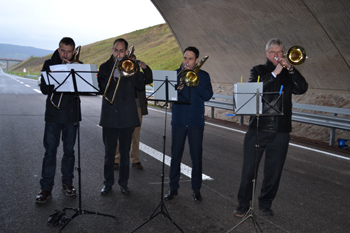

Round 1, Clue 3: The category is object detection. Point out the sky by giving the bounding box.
[0,0,165,51]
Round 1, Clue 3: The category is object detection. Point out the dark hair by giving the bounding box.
[59,37,75,48]
[184,46,199,59]
[113,38,128,50]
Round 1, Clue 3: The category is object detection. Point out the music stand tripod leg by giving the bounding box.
[132,78,184,233]
[57,70,116,232]
[231,92,263,232]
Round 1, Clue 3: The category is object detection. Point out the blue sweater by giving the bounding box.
[171,68,213,127]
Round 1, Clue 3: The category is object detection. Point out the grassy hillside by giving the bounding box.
[9,24,183,76]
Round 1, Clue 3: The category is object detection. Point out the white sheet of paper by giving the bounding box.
[234,82,263,115]
[152,70,178,101]
[47,64,98,92]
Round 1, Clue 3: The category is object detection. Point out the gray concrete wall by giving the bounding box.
[151,0,350,96]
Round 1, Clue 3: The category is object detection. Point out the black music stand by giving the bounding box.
[229,83,283,233]
[46,67,116,231]
[131,73,189,233]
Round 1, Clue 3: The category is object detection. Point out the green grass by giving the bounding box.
[8,24,183,77]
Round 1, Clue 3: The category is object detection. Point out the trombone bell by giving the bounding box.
[178,55,209,89]
[118,59,137,77]
[181,70,199,87]
[286,46,307,65]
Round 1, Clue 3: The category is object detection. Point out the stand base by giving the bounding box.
[59,207,116,232]
[230,207,263,233]
[132,201,183,233]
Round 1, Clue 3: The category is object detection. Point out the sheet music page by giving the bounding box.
[234,82,263,115]
[66,64,98,92]
[49,64,74,92]
[48,64,98,92]
[40,71,50,85]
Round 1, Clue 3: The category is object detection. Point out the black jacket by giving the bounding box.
[98,55,145,128]
[137,65,153,115]
[248,59,308,133]
[40,50,81,124]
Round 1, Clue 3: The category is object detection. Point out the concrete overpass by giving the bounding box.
[151,0,350,107]
[0,58,24,71]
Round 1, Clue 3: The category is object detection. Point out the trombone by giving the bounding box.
[103,46,138,104]
[274,45,307,70]
[177,55,209,89]
[50,45,81,109]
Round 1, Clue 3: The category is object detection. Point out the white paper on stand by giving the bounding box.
[45,64,98,93]
[233,82,263,115]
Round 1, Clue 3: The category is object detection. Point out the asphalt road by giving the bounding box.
[1,70,349,233]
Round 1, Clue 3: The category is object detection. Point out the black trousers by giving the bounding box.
[102,127,134,188]
[169,126,204,191]
[237,129,290,209]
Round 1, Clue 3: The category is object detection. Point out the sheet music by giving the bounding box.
[234,82,263,115]
[152,70,178,101]
[44,64,98,93]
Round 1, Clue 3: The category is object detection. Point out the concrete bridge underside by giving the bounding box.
[151,0,350,106]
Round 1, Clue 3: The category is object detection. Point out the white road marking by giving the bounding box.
[139,142,214,180]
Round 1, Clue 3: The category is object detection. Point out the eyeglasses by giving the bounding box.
[268,51,283,55]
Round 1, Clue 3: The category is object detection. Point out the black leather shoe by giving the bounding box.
[36,190,52,204]
[164,189,178,201]
[192,190,202,202]
[259,206,274,216]
[233,205,249,218]
[120,186,130,195]
[101,185,112,195]
[62,184,76,197]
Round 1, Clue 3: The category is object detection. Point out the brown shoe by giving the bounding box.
[36,190,52,204]
[62,184,77,197]
[132,162,143,170]
[114,163,119,170]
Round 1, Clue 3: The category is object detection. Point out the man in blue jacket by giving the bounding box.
[164,46,213,202]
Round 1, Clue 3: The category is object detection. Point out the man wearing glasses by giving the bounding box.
[233,38,308,217]
[97,38,145,195]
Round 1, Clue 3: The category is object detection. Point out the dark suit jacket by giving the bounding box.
[98,55,145,128]
[137,65,153,115]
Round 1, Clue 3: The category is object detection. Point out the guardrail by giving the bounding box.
[24,74,40,79]
[145,91,350,146]
[205,94,350,146]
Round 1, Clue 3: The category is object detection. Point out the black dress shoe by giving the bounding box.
[120,186,130,195]
[164,189,178,201]
[62,184,76,197]
[192,190,202,202]
[36,190,52,204]
[101,185,112,195]
[259,206,274,216]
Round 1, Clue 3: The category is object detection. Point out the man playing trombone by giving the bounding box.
[36,37,81,204]
[98,38,145,195]
[164,46,213,203]
[114,54,153,170]
[233,38,308,217]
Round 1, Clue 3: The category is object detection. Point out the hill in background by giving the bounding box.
[9,24,183,75]
[0,44,53,60]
